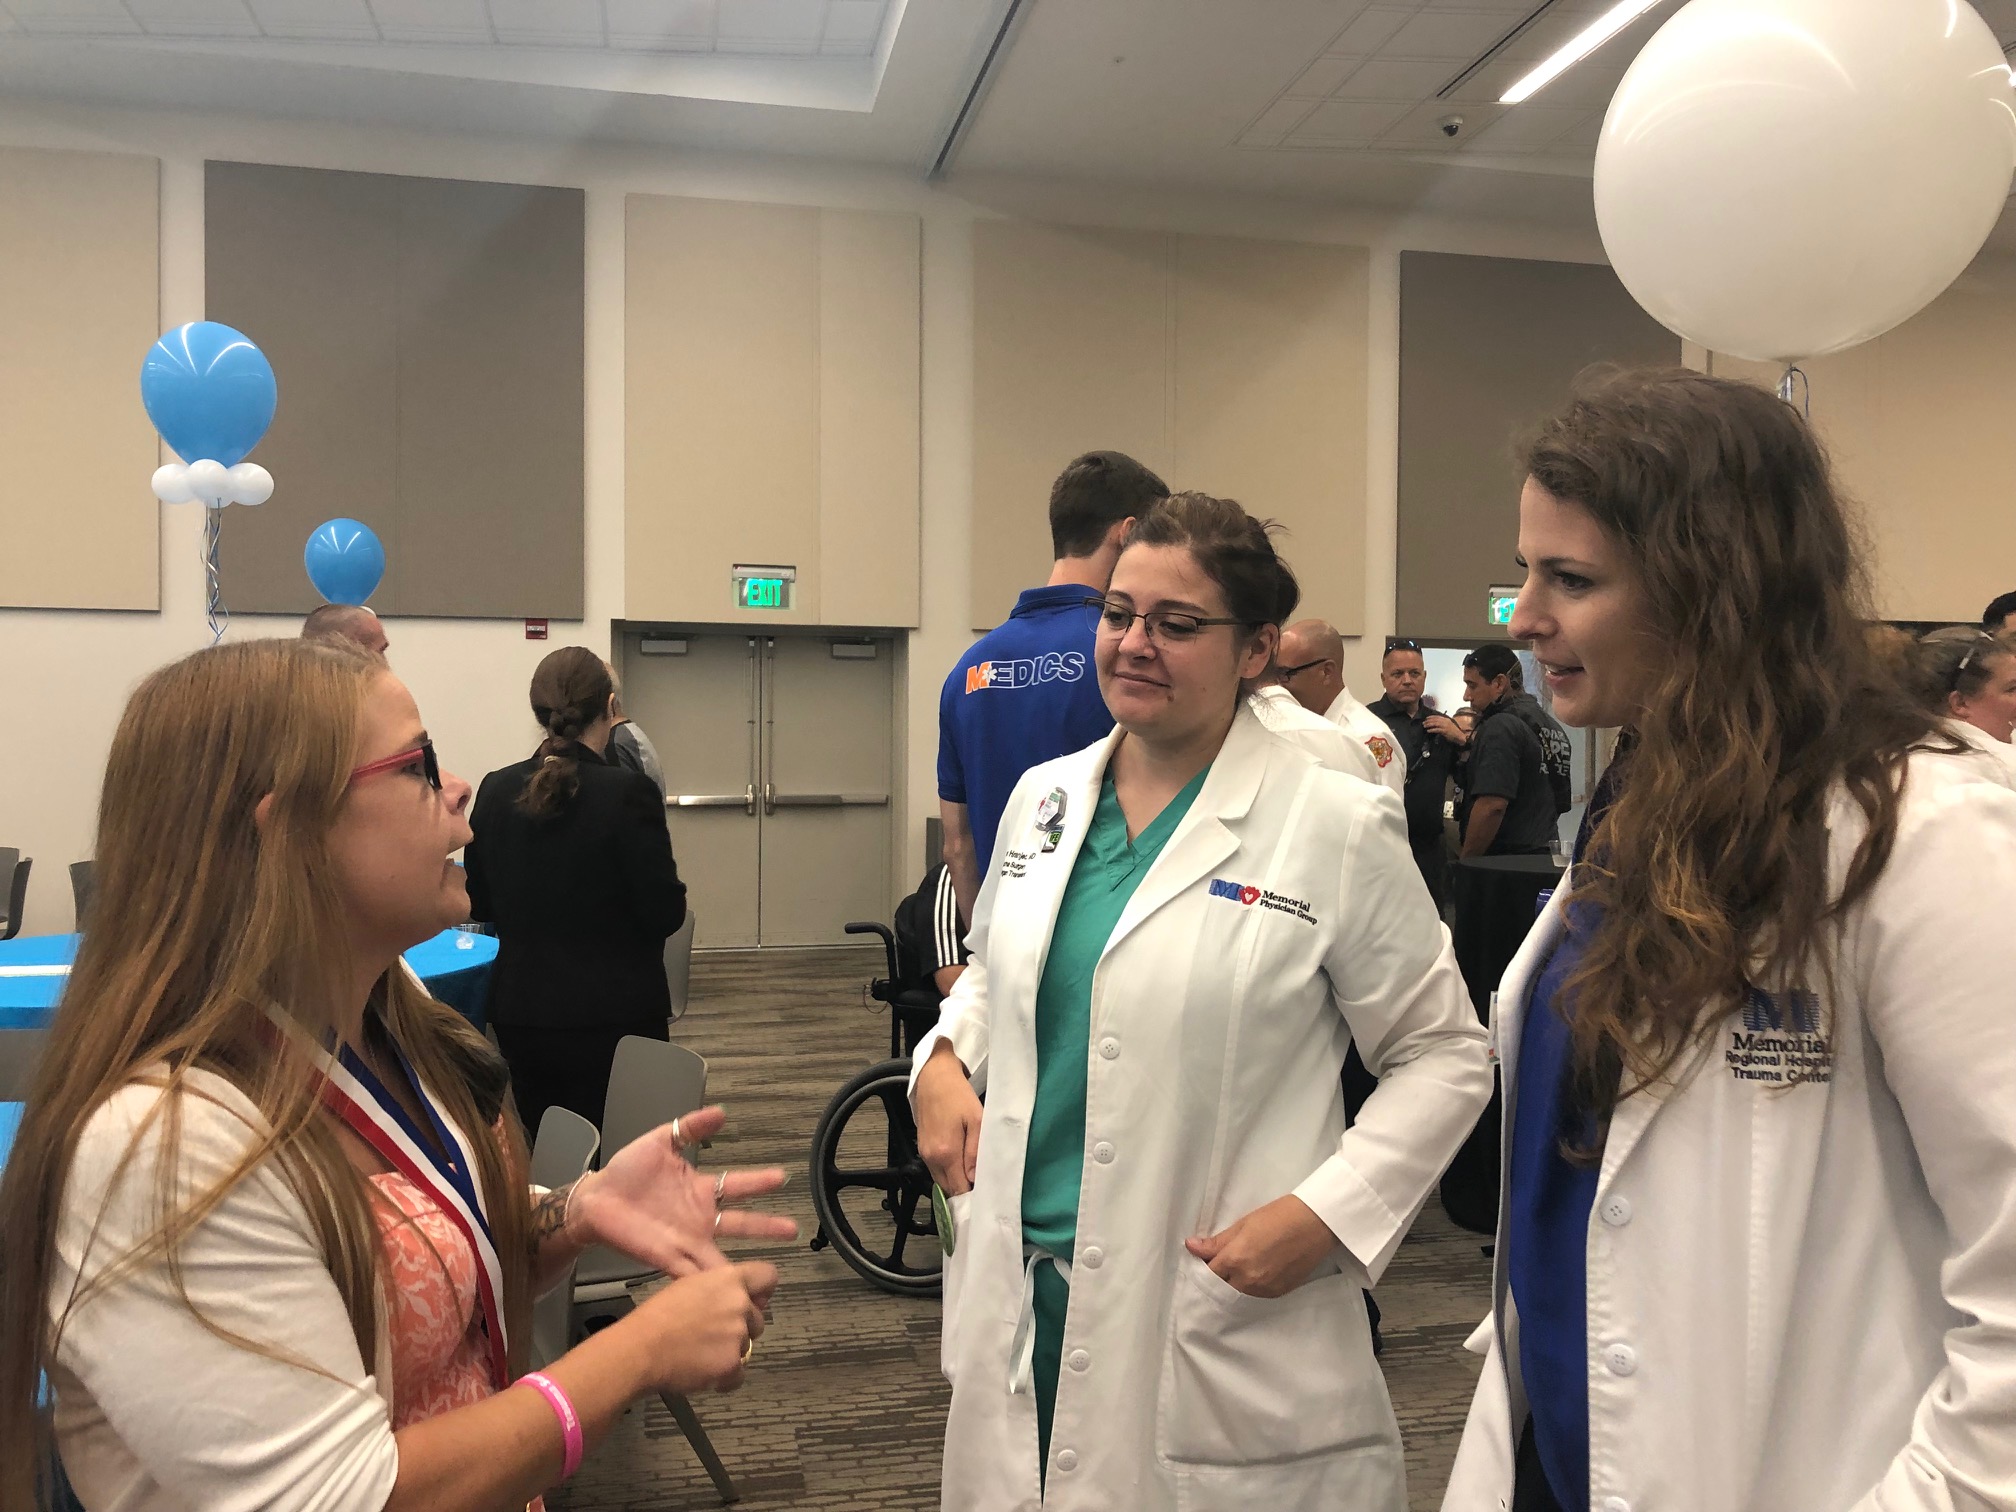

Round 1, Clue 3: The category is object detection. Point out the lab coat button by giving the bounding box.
[1600,1196,1632,1227]
[1079,1246,1104,1269]
[1098,1037,1120,1060]
[1092,1142,1115,1164]
[1600,1499,1631,1512]
[1604,1342,1638,1377]
[1055,1450,1078,1473]
[1068,1349,1090,1372]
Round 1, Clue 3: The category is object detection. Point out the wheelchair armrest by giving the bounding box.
[844,920,901,982]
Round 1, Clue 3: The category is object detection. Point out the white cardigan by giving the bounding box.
[49,1071,402,1512]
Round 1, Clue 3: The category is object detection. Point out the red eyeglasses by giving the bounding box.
[348,738,441,791]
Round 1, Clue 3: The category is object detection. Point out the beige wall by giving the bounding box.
[0,98,1615,936]
[0,147,159,611]
[1708,252,2016,624]
[624,195,921,628]
[969,221,1369,634]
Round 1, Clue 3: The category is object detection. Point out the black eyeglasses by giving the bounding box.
[1276,658,1331,680]
[1083,596,1246,645]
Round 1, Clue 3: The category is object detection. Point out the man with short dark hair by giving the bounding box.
[300,603,388,658]
[1984,590,2016,632]
[1368,641,1457,904]
[1455,644,1557,858]
[938,451,1169,924]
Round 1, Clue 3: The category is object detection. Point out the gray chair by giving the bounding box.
[68,861,94,933]
[572,1036,737,1504]
[529,1106,600,1371]
[0,851,28,941]
[664,910,697,1025]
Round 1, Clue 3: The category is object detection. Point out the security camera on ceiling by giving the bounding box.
[1439,114,1465,138]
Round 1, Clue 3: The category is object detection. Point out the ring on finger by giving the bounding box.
[714,1211,724,1235]
[740,1336,755,1363]
[713,1172,727,1202]
[669,1116,685,1150]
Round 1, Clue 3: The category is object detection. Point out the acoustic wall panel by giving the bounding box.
[0,147,160,611]
[1173,235,1368,637]
[1710,254,2016,623]
[206,162,584,619]
[1396,252,1678,641]
[969,223,1173,629]
[624,195,922,628]
[969,221,1370,633]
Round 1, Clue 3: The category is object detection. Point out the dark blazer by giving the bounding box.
[465,742,687,1032]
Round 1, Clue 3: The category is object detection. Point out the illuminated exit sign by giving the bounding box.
[1487,586,1519,627]
[732,564,796,611]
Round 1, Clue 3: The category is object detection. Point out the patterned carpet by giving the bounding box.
[550,946,1492,1512]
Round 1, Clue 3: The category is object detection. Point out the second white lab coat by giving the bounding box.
[1246,685,1382,785]
[1324,686,1407,799]
[1443,744,2016,1512]
[913,704,1490,1512]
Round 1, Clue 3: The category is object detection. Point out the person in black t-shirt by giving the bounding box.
[1457,645,1559,857]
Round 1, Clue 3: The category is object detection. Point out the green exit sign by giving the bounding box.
[732,564,795,611]
[1487,586,1519,626]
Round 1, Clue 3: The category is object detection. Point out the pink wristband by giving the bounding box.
[516,1371,583,1481]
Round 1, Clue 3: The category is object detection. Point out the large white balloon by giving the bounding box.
[226,462,274,506]
[1595,0,2016,363]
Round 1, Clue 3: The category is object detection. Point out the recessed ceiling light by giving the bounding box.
[1499,0,1663,104]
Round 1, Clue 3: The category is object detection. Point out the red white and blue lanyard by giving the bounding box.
[287,1018,511,1390]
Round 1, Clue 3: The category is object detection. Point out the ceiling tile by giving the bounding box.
[1549,111,1607,153]
[1285,55,1359,99]
[716,0,822,41]
[719,33,817,52]
[489,0,601,45]
[1241,96,1319,145]
[1374,97,1509,150]
[822,0,882,43]
[368,0,489,41]
[1382,9,1521,59]
[819,35,874,55]
[5,0,141,31]
[1289,98,1414,145]
[246,0,378,39]
[1466,103,1589,148]
[1334,54,1457,99]
[124,0,261,35]
[1327,6,1412,56]
[606,0,714,44]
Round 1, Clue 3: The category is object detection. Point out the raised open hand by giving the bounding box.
[572,1105,799,1276]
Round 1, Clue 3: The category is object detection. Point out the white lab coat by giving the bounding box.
[1949,716,2016,785]
[1246,685,1382,785]
[913,704,1490,1512]
[1443,745,2016,1512]
[1324,687,1407,799]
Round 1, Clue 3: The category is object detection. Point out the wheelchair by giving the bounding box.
[808,920,947,1296]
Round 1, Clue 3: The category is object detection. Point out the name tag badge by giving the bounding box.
[1035,787,1067,852]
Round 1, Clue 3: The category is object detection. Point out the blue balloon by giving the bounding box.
[304,518,386,606]
[140,322,277,468]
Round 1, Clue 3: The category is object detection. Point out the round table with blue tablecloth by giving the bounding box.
[0,927,496,1032]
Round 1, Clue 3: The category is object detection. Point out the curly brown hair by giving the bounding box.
[1527,369,1946,1136]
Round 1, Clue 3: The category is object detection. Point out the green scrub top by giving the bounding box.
[1020,763,1212,1256]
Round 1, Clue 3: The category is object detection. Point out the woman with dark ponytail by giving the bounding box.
[467,647,687,1133]
[912,492,1489,1512]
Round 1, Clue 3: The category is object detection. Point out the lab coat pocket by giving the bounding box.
[1159,1257,1385,1469]
[938,1190,974,1384]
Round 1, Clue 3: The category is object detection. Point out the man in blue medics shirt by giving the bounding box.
[937,451,1168,926]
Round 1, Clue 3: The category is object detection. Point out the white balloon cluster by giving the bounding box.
[152,459,275,508]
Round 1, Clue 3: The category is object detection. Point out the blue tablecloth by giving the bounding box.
[0,1101,21,1170]
[0,930,497,1031]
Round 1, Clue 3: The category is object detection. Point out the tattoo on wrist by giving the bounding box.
[532,1178,579,1252]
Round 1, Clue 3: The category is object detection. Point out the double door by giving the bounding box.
[619,630,894,948]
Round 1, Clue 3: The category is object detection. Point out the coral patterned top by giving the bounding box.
[370,1172,546,1512]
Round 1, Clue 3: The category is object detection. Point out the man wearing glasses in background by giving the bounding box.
[1368,640,1457,908]
[1275,619,1406,801]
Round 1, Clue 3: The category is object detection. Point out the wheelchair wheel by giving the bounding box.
[809,1058,943,1297]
